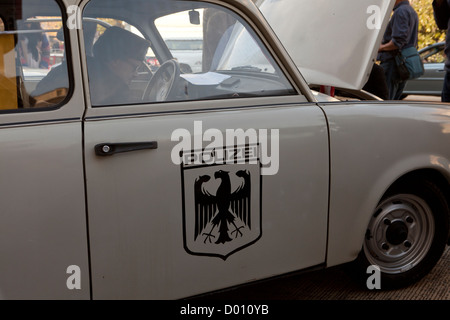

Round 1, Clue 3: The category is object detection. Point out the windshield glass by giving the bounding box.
[214,23,275,73]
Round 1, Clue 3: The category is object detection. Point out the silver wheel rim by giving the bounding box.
[364,194,435,274]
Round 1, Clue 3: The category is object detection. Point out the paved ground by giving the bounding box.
[196,245,449,300]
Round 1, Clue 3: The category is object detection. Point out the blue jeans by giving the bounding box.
[442,71,450,102]
[380,60,407,100]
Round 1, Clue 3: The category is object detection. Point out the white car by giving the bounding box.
[0,0,448,300]
[164,38,203,73]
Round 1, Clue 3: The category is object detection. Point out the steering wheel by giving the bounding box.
[142,59,180,102]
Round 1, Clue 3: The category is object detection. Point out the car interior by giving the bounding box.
[0,0,382,114]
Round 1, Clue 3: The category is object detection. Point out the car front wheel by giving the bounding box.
[353,179,449,289]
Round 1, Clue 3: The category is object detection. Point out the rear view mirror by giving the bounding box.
[189,10,200,25]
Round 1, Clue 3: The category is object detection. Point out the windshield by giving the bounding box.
[214,23,275,74]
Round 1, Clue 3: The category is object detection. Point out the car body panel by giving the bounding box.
[77,0,331,299]
[321,100,450,266]
[84,99,329,299]
[404,63,446,96]
[0,21,90,298]
[0,122,90,299]
[256,0,395,90]
[0,0,449,300]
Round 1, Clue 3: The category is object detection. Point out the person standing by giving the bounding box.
[432,0,450,102]
[377,0,419,100]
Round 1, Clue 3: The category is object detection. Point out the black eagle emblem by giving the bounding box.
[194,170,251,244]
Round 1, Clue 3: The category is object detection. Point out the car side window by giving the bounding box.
[83,0,295,107]
[0,0,70,112]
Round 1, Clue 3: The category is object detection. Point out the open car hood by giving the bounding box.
[257,0,395,90]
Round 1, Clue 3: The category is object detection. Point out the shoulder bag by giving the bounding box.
[395,46,425,81]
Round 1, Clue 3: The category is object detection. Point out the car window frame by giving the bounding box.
[0,0,86,127]
[79,0,310,116]
[0,0,76,115]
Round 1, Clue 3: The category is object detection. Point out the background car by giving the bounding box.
[403,42,446,98]
[154,11,203,73]
[164,37,203,73]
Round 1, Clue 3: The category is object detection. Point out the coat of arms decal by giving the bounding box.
[181,144,262,260]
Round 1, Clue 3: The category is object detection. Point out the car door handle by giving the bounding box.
[95,141,158,156]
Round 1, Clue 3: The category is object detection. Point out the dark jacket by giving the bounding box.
[378,1,419,62]
[433,0,450,70]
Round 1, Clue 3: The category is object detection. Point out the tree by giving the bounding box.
[410,0,446,48]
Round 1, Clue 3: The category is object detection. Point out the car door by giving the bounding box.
[0,0,89,299]
[81,0,329,299]
[404,44,446,96]
[415,63,446,96]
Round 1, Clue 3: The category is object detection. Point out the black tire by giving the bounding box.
[351,178,449,289]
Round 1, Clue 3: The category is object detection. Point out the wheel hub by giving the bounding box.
[363,194,435,274]
[386,220,408,245]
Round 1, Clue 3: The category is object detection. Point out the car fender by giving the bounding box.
[321,101,450,267]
